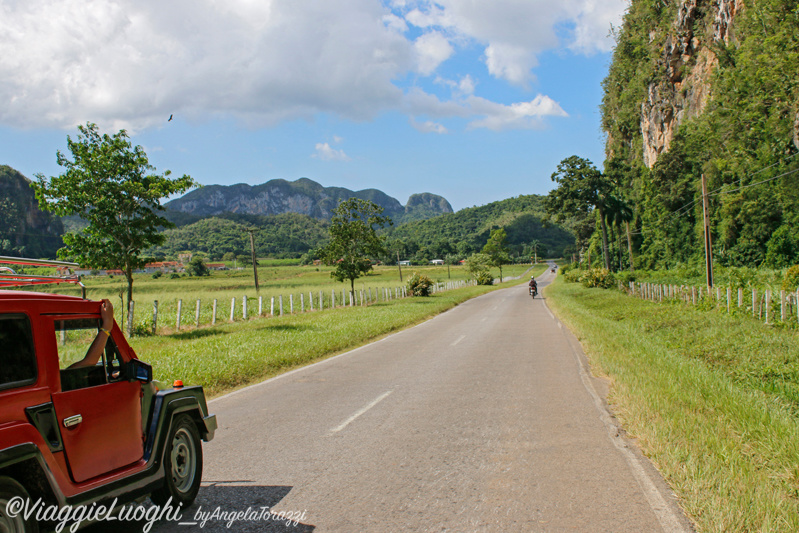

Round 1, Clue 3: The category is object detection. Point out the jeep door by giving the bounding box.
[48,317,144,483]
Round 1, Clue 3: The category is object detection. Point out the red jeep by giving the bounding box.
[0,259,216,532]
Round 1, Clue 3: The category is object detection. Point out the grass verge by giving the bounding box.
[546,277,799,532]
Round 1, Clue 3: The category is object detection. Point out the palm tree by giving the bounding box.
[601,194,635,272]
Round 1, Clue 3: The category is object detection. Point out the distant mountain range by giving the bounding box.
[165,177,453,225]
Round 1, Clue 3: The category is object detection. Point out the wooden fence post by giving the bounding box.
[177,299,182,330]
[243,295,248,320]
[212,299,217,325]
[309,291,314,311]
[752,289,757,317]
[230,297,236,322]
[259,296,263,316]
[738,288,743,308]
[271,297,275,317]
[290,294,294,314]
[279,295,284,316]
[727,287,731,314]
[765,290,770,324]
[301,293,305,313]
[781,290,786,322]
[152,300,158,335]
[319,291,323,311]
[196,299,201,326]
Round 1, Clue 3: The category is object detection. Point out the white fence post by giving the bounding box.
[176,299,182,330]
[212,299,217,325]
[243,295,248,320]
[259,296,263,316]
[279,295,284,316]
[301,293,305,313]
[196,299,201,326]
[271,297,275,317]
[290,294,294,314]
[152,300,158,335]
[230,297,236,322]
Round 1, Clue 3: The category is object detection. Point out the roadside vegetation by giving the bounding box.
[546,275,799,531]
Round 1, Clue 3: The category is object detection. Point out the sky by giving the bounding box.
[0,0,629,212]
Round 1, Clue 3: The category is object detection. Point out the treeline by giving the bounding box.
[151,213,330,259]
[384,195,573,263]
[151,194,573,263]
[599,0,799,270]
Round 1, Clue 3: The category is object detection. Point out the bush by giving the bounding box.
[407,272,434,296]
[170,273,180,279]
[564,268,584,283]
[475,271,494,286]
[616,270,636,286]
[783,265,799,292]
[580,268,615,289]
[152,270,163,279]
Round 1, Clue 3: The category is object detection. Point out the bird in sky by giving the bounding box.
[168,114,173,122]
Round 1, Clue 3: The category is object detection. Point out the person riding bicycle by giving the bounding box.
[528,276,537,295]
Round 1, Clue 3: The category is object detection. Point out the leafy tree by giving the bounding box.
[464,252,493,285]
[33,123,194,311]
[319,198,392,294]
[481,228,510,282]
[186,256,210,277]
[545,156,614,270]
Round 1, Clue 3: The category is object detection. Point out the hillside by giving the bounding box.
[386,195,574,261]
[601,0,799,269]
[165,177,453,225]
[0,165,63,258]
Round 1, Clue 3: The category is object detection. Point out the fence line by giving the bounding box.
[623,281,799,327]
[125,278,476,337]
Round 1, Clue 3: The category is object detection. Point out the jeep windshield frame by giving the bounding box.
[0,256,86,297]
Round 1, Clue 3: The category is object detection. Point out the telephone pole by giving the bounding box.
[701,173,714,289]
[397,250,403,282]
[248,229,259,293]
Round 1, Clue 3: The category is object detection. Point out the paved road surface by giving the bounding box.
[102,265,692,532]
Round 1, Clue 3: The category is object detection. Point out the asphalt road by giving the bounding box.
[103,265,692,532]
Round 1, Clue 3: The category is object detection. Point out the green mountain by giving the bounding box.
[165,177,453,225]
[601,0,799,269]
[0,165,63,258]
[386,195,574,261]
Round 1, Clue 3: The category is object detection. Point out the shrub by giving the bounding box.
[407,272,434,296]
[615,270,636,286]
[475,271,494,286]
[152,270,163,279]
[783,265,799,292]
[564,268,584,283]
[170,273,180,279]
[580,268,615,289]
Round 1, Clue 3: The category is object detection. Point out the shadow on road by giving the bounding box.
[78,483,315,533]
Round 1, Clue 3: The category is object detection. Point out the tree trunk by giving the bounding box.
[597,207,611,270]
[625,220,634,272]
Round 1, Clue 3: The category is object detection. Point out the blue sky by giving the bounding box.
[0,0,628,212]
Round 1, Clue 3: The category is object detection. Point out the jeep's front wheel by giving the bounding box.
[0,476,39,533]
[151,414,203,507]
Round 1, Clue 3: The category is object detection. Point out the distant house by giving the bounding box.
[431,259,444,265]
[398,260,411,266]
[143,261,182,274]
[206,263,227,271]
[178,253,192,264]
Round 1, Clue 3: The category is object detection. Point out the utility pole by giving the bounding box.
[397,250,403,282]
[701,173,714,289]
[248,229,259,293]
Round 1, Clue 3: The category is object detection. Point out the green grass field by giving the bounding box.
[546,277,799,532]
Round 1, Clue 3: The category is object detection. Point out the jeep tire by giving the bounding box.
[0,476,39,533]
[151,414,203,507]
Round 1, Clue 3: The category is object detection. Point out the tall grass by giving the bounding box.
[546,278,799,531]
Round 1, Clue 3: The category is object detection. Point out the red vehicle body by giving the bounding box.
[0,289,216,532]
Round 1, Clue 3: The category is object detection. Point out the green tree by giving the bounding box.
[481,228,510,282]
[319,198,392,294]
[186,256,210,277]
[545,156,614,270]
[33,123,195,311]
[464,252,493,285]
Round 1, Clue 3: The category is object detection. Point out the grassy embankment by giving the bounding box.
[545,277,799,532]
[88,263,543,397]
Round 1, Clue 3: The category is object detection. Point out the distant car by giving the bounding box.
[0,287,216,532]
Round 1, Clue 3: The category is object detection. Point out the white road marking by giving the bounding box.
[331,390,393,433]
[451,335,466,346]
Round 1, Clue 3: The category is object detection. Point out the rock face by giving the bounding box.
[166,178,453,222]
[0,165,63,257]
[640,0,743,167]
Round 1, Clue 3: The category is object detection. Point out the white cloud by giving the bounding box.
[466,95,568,131]
[410,118,448,134]
[398,0,628,85]
[0,0,625,131]
[313,142,350,161]
[414,31,453,75]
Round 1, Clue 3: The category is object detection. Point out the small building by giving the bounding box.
[398,260,411,266]
[431,259,444,265]
[206,263,228,271]
[143,261,182,274]
[178,253,193,264]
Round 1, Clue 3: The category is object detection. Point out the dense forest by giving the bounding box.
[598,0,799,270]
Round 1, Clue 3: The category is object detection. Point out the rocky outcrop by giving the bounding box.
[0,165,63,257]
[640,0,743,168]
[165,178,452,223]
